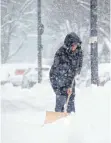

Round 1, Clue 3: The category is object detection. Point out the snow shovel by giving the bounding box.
[64,91,72,112]
[64,78,75,113]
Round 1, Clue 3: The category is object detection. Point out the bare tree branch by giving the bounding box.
[7,39,26,60]
[1,0,36,63]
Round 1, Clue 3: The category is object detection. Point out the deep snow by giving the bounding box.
[1,80,111,143]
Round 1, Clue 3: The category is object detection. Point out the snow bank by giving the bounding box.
[1,82,55,111]
[1,81,111,143]
[40,82,111,143]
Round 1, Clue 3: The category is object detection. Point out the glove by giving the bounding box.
[67,88,72,96]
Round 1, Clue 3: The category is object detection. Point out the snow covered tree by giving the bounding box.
[46,0,90,39]
[1,0,36,63]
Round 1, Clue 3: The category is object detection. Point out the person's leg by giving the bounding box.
[55,86,68,112]
[55,94,67,112]
[67,94,75,113]
[67,85,75,113]
[50,78,67,112]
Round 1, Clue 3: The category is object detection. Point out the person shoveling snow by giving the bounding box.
[49,32,83,113]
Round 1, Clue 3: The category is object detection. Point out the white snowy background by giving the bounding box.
[1,63,111,143]
[1,0,111,143]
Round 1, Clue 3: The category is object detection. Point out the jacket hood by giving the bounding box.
[64,32,82,47]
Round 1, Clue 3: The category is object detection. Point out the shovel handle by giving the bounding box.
[64,93,71,112]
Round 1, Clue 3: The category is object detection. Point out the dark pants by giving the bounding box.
[55,93,75,113]
[50,77,75,113]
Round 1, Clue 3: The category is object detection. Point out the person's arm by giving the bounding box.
[65,70,75,95]
[66,50,83,95]
[53,49,62,68]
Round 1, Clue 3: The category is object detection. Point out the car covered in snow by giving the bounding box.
[21,65,50,88]
[9,68,27,86]
[8,64,36,86]
[0,66,10,85]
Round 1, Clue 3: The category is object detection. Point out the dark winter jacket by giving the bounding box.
[50,32,83,89]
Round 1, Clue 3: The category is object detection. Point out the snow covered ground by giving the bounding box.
[1,78,111,143]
